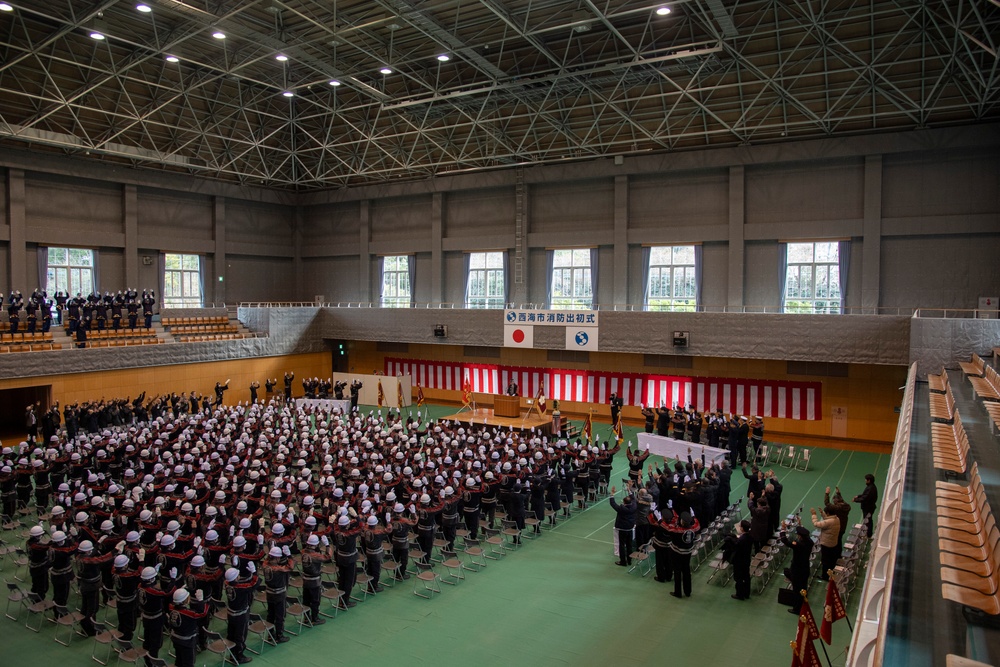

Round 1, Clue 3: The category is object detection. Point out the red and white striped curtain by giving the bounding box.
[385,357,823,420]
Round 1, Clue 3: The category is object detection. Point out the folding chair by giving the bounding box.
[412,561,441,599]
[53,604,86,646]
[284,595,312,635]
[381,558,401,587]
[247,612,275,655]
[439,549,465,585]
[796,448,811,471]
[482,527,506,560]
[754,444,769,466]
[706,553,733,585]
[92,622,123,665]
[463,538,487,572]
[319,580,344,618]
[204,629,237,666]
[781,445,796,468]
[627,543,653,577]
[5,582,27,621]
[25,594,55,632]
[112,638,148,667]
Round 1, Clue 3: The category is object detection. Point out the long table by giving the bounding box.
[296,398,351,414]
[636,432,730,464]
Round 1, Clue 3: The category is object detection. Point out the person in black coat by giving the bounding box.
[609,485,637,566]
[781,525,814,613]
[853,473,879,537]
[748,492,770,553]
[655,406,670,437]
[715,461,733,515]
[765,472,783,534]
[741,463,765,499]
[609,393,623,426]
[724,519,754,600]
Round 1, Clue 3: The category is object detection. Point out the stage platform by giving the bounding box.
[441,407,554,436]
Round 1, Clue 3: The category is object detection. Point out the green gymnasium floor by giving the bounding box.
[0,406,884,667]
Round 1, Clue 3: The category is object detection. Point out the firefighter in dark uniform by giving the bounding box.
[166,587,208,667]
[40,296,53,332]
[49,530,76,613]
[299,534,330,624]
[388,504,414,580]
[139,565,172,659]
[461,478,482,539]
[25,297,37,334]
[416,493,443,562]
[361,515,386,594]
[349,379,362,411]
[126,298,139,329]
[224,567,255,663]
[249,381,260,404]
[283,372,295,403]
[112,554,140,641]
[440,486,461,550]
[333,514,360,607]
[184,555,218,650]
[75,540,103,635]
[55,291,67,325]
[262,546,292,642]
[27,525,51,599]
[142,290,155,328]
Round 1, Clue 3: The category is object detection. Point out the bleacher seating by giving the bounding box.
[0,342,58,353]
[930,370,957,423]
[970,363,1000,403]
[162,314,250,343]
[161,315,229,327]
[959,353,986,378]
[177,333,248,343]
[0,331,53,344]
[930,405,970,475]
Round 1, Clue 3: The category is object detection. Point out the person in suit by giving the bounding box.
[781,525,814,613]
[506,381,519,396]
[609,393,624,426]
[853,473,879,537]
[724,519,754,600]
[608,485,636,566]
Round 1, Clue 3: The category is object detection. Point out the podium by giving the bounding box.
[493,394,521,418]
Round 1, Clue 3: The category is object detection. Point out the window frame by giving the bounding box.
[380,255,412,308]
[163,253,203,308]
[549,248,594,310]
[46,247,95,296]
[645,245,697,312]
[465,251,506,309]
[783,241,842,314]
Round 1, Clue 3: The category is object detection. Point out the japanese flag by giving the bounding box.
[504,325,534,348]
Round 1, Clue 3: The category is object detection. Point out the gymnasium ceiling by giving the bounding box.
[0,0,997,191]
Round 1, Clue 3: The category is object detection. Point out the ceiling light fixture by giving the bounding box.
[282,91,294,97]
[275,54,288,62]
[656,6,671,16]
[165,55,179,63]
[380,67,392,74]
[135,3,152,12]
[89,29,105,40]
[436,54,450,62]
[212,30,226,40]
[0,2,15,10]
[329,79,341,86]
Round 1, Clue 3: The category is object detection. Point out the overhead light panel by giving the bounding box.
[328,79,342,86]
[281,91,294,97]
[89,19,107,40]
[212,30,226,40]
[380,67,392,74]
[656,6,672,16]
[0,2,15,10]
[436,54,450,62]
[135,3,152,13]
[275,54,288,62]
[165,55,179,63]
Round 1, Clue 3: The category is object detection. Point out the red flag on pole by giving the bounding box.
[583,410,593,442]
[377,380,385,408]
[397,381,404,409]
[790,613,823,667]
[416,385,425,408]
[613,412,624,442]
[462,377,472,407]
[535,386,547,416]
[799,595,821,643]
[820,578,848,644]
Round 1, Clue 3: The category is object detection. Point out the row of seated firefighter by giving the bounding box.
[960,352,1000,432]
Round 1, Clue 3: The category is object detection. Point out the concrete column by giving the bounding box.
[123,184,139,289]
[7,168,26,293]
[727,165,745,308]
[613,175,628,305]
[213,196,225,305]
[431,192,443,304]
[359,200,371,303]
[862,155,882,312]
[511,182,528,306]
[292,206,303,300]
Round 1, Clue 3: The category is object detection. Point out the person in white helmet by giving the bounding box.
[166,587,208,667]
[224,566,255,664]
[262,546,293,642]
[26,524,50,599]
[299,533,330,624]
[112,553,140,641]
[48,529,76,613]
[184,554,217,650]
[333,514,360,608]
[75,539,103,635]
[360,515,387,595]
[139,565,170,659]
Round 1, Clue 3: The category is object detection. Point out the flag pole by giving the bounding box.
[830,570,853,631]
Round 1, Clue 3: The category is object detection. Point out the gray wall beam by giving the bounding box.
[862,155,882,311]
[727,165,745,308]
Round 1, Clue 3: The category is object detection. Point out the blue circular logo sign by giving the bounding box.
[574,331,589,346]
[506,311,517,322]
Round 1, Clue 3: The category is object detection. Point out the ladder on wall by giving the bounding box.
[514,167,525,295]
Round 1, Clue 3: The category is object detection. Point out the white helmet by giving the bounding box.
[172,588,190,605]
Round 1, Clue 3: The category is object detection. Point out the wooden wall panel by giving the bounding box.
[0,352,331,408]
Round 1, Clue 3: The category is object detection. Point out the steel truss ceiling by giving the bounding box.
[0,0,996,190]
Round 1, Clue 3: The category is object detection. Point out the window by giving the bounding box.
[550,249,593,309]
[646,245,696,311]
[163,253,202,308]
[381,255,411,308]
[46,247,94,295]
[466,251,505,309]
[784,242,841,314]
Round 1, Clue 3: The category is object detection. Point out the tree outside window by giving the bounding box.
[784,242,841,314]
[164,253,203,307]
[381,255,411,308]
[646,245,696,312]
[551,249,593,309]
[466,251,505,309]
[46,247,94,295]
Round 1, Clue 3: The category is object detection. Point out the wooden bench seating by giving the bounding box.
[970,364,1000,402]
[161,315,229,327]
[177,333,246,343]
[929,369,950,394]
[959,353,986,378]
[0,331,54,343]
[0,342,58,353]
[938,464,1000,614]
[931,409,970,474]
[929,371,957,423]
